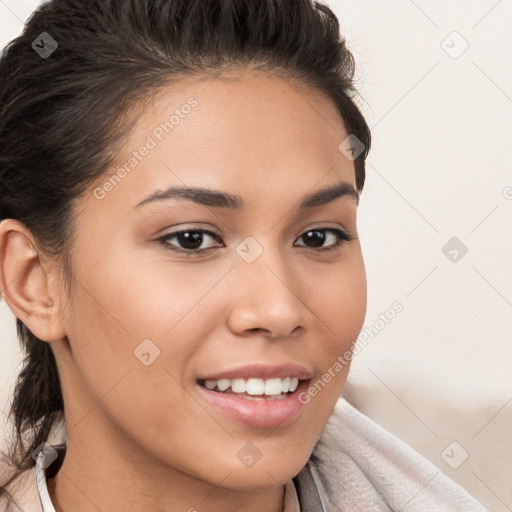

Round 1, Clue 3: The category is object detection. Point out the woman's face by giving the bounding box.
[52,70,367,490]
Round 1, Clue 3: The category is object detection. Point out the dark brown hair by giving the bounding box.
[0,0,371,496]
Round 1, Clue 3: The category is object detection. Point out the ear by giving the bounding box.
[0,219,67,342]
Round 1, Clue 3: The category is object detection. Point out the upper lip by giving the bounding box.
[197,363,312,381]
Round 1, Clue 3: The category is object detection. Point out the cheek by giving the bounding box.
[306,251,367,344]
[300,253,366,400]
[62,273,208,450]
[63,241,226,407]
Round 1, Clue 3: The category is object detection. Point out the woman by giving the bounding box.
[0,0,488,510]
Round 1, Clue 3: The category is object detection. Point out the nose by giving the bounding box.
[225,247,310,339]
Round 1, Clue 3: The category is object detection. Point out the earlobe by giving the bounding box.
[0,219,66,342]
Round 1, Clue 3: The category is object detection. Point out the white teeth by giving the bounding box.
[200,376,303,395]
[289,378,299,392]
[231,378,246,393]
[204,380,217,390]
[264,378,282,395]
[246,378,265,395]
[217,379,231,391]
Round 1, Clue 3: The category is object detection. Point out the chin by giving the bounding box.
[217,471,294,491]
[211,455,309,490]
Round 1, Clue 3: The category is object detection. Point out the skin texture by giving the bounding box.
[0,70,367,512]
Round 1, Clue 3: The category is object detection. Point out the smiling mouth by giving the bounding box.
[196,377,309,401]
[196,377,311,428]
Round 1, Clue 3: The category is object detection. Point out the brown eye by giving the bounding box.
[157,229,223,254]
[295,228,353,250]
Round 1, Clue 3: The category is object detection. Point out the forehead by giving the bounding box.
[85,70,355,215]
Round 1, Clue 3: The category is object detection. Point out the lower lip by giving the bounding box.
[196,380,310,429]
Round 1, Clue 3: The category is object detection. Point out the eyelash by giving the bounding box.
[155,227,355,256]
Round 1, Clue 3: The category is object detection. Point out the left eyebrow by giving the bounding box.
[134,180,359,210]
[299,181,360,208]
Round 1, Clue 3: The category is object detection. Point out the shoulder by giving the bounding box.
[306,397,490,511]
[0,465,43,512]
